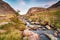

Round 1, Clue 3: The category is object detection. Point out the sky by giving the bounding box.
[3,0,59,15]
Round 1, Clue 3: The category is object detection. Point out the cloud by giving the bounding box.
[17,0,26,5]
[20,0,26,5]
[43,0,58,8]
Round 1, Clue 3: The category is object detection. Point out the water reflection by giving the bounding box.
[40,34,50,40]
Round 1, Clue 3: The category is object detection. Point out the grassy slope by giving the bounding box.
[25,9,60,29]
[0,14,26,40]
[54,9,60,29]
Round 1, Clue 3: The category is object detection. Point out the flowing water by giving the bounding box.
[22,18,60,40]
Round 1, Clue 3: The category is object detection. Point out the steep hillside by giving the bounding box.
[0,0,17,18]
[49,1,60,8]
[0,0,16,14]
[27,7,47,15]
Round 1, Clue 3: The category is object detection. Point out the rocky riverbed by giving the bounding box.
[21,17,60,40]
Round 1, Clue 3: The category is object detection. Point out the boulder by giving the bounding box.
[23,29,39,40]
[29,25,43,30]
[28,33,39,40]
[54,31,58,37]
[50,24,57,30]
[45,25,51,30]
[45,33,57,40]
[40,20,48,26]
[23,29,34,37]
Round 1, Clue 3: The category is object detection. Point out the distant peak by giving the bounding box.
[0,0,16,14]
[49,1,60,8]
[27,7,47,14]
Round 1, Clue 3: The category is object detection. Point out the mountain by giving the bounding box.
[49,1,60,9]
[27,7,47,15]
[0,0,16,15]
[26,1,60,15]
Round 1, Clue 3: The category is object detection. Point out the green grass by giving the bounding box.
[25,9,60,29]
[0,17,26,30]
[0,16,26,40]
[0,19,9,23]
[10,17,26,31]
[0,30,23,40]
